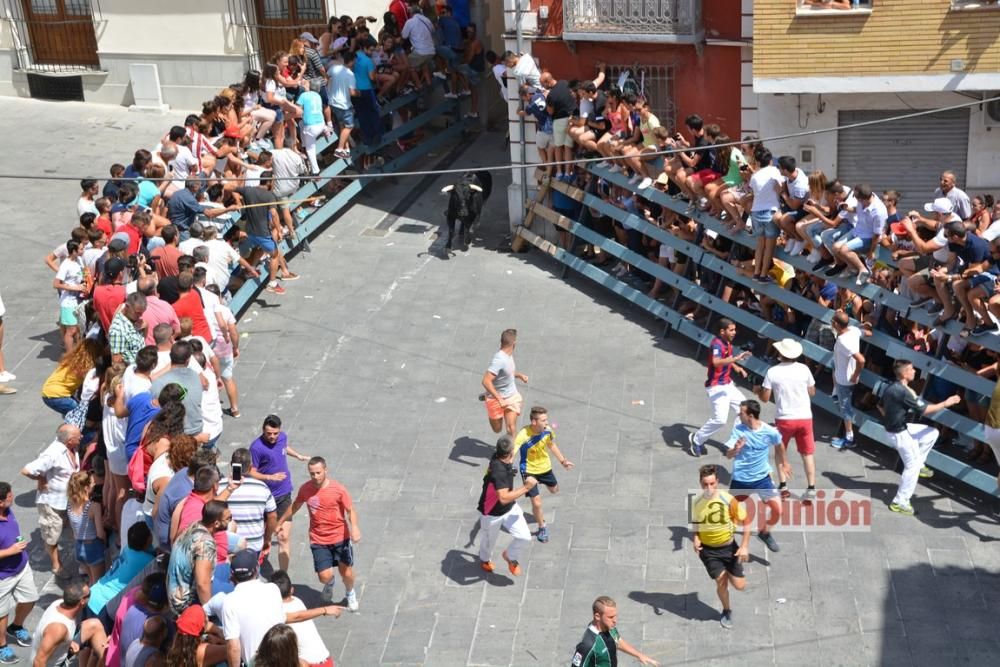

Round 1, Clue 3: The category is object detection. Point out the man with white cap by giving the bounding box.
[757,339,817,502]
[899,196,962,303]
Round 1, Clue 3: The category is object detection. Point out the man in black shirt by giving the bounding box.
[233,175,289,295]
[879,360,960,515]
[477,435,536,576]
[544,77,579,179]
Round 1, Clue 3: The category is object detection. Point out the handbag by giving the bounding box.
[64,401,87,430]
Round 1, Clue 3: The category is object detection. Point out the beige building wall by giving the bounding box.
[754,0,1000,86]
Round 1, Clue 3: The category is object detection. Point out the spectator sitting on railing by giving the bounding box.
[905,221,989,323]
[567,80,608,158]
[618,98,668,191]
[969,194,996,237]
[683,124,724,211]
[772,156,810,255]
[602,92,642,176]
[893,198,955,286]
[827,183,886,287]
[663,114,708,203]
[797,180,853,269]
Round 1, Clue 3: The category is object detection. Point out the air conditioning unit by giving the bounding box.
[984,93,1000,128]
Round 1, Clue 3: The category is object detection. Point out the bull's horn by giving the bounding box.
[440,185,455,193]
[469,184,483,192]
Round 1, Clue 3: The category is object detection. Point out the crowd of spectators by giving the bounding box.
[509,59,1000,482]
[0,3,493,665]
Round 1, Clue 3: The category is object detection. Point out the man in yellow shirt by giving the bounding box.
[514,406,573,543]
[691,464,751,629]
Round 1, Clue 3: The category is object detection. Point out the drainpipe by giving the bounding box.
[515,0,528,220]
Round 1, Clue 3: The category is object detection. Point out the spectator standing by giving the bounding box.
[276,457,360,610]
[481,328,529,436]
[327,51,358,161]
[233,179,287,295]
[109,293,149,365]
[757,339,818,501]
[29,581,107,667]
[221,550,342,667]
[137,278,180,345]
[0,481,37,663]
[166,500,229,615]
[830,311,864,449]
[52,239,87,352]
[152,448,218,552]
[513,406,573,543]
[570,596,659,666]
[20,424,82,574]
[65,471,106,585]
[270,570,335,667]
[226,448,277,554]
[880,360,961,515]
[690,319,750,457]
[724,400,790,553]
[747,147,783,283]
[249,415,309,572]
[691,464,750,630]
[352,38,383,171]
[150,341,204,438]
[476,435,535,577]
[91,258,127,333]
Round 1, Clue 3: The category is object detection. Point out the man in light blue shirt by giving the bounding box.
[296,81,327,174]
[724,399,790,553]
[830,183,887,286]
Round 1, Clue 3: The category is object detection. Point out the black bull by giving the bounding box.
[444,171,492,250]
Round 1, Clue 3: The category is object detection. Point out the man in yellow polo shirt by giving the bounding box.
[691,464,751,629]
[514,406,573,544]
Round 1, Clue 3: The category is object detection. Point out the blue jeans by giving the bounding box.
[834,383,856,423]
[820,223,852,253]
[836,232,872,254]
[354,89,382,147]
[42,396,78,416]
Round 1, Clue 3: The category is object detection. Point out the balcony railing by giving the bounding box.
[562,0,704,43]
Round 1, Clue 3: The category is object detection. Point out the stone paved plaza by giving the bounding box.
[1,99,999,666]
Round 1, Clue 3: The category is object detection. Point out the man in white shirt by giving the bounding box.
[503,51,541,89]
[20,425,82,573]
[747,147,783,284]
[401,6,437,88]
[775,156,811,256]
[178,221,207,256]
[934,170,972,220]
[221,551,341,667]
[757,339,817,501]
[830,184,887,286]
[830,311,865,450]
[203,226,258,293]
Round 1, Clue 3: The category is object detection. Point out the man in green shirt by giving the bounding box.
[570,596,659,666]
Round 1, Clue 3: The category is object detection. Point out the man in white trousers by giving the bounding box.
[690,318,751,457]
[476,435,536,576]
[879,359,960,515]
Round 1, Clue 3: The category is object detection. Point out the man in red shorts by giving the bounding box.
[756,339,817,502]
[481,329,528,436]
[276,457,360,611]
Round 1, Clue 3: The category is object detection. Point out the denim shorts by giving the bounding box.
[838,233,873,254]
[751,209,780,239]
[834,382,856,422]
[42,395,78,416]
[970,273,998,296]
[247,234,277,253]
[333,105,355,129]
[75,539,106,566]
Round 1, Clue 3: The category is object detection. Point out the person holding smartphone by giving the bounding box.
[0,481,37,662]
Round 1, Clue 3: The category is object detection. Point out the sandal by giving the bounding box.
[959,327,973,338]
[933,313,956,326]
[277,272,301,281]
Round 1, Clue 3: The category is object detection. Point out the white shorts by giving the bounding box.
[535,131,553,150]
[0,565,39,618]
[659,244,676,263]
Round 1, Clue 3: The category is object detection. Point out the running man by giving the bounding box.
[690,319,750,456]
[249,414,310,572]
[757,338,817,502]
[724,400,790,553]
[482,329,529,436]
[879,360,960,515]
[570,596,659,666]
[477,435,535,576]
[275,457,360,611]
[691,464,750,629]
[514,406,574,543]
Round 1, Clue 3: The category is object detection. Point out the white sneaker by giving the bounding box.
[595,161,609,169]
[346,590,359,612]
[459,89,472,97]
[0,371,14,382]
[807,249,822,263]
[639,177,653,190]
[608,165,622,174]
[433,71,448,80]
[628,174,641,185]
[321,580,335,602]
[443,92,459,99]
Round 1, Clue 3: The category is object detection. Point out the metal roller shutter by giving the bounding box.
[836,109,969,212]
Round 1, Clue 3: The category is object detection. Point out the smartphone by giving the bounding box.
[231,463,242,482]
[15,536,24,543]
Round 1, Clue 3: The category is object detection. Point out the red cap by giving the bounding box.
[176,604,206,636]
[890,222,909,237]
